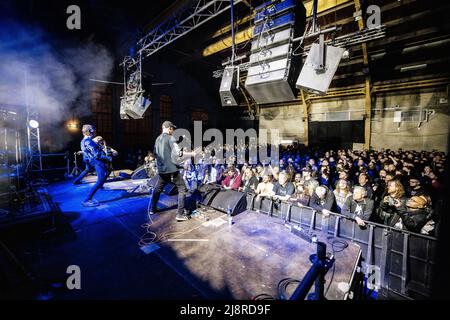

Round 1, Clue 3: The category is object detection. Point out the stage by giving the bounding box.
[0,173,361,300]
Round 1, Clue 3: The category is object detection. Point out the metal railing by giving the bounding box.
[31,153,70,177]
[243,192,438,299]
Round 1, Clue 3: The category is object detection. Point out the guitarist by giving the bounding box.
[78,125,111,207]
[149,121,198,221]
[93,136,118,176]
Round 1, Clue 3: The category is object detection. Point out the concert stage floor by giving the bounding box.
[1,174,360,300]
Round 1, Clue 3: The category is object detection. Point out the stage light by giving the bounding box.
[66,120,80,132]
[29,120,39,129]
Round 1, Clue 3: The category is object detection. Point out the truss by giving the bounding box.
[213,25,386,78]
[26,109,42,172]
[127,0,242,68]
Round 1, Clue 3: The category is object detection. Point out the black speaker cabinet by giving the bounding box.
[147,175,178,195]
[209,189,247,216]
[219,66,240,106]
[198,183,221,206]
[131,165,149,180]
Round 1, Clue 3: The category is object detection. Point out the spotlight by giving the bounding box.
[342,49,350,59]
[29,120,39,129]
[66,120,79,132]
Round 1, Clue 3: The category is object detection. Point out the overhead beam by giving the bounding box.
[203,0,352,57]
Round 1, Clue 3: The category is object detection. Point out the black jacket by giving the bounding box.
[376,196,407,227]
[342,196,374,221]
[309,186,335,213]
[398,206,434,233]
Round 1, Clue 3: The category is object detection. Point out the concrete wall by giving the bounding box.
[308,96,365,122]
[257,88,449,152]
[371,88,449,152]
[259,104,305,144]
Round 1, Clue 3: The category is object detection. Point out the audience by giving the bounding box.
[240,168,259,193]
[333,179,352,213]
[376,180,407,227]
[221,166,242,190]
[398,195,434,234]
[309,185,335,216]
[272,172,295,201]
[172,145,445,236]
[255,174,275,198]
[342,186,374,227]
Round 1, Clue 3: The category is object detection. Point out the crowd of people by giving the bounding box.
[176,145,446,236]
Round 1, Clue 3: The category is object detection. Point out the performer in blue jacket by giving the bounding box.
[79,124,111,207]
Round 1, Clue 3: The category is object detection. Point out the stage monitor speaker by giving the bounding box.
[296,43,345,95]
[119,171,131,179]
[147,175,178,195]
[209,189,247,216]
[131,165,149,180]
[219,66,240,106]
[198,184,221,206]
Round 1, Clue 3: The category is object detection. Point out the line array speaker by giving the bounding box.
[244,0,306,104]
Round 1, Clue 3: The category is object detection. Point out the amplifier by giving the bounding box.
[253,12,295,37]
[255,0,297,23]
[251,28,292,52]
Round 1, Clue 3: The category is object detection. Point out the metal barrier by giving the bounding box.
[31,153,70,177]
[244,193,437,299]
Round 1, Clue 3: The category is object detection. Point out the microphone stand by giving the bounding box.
[290,241,335,300]
[70,152,81,177]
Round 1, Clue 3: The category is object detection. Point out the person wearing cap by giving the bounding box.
[149,121,197,221]
[77,124,111,207]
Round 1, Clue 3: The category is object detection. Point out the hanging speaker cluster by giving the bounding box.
[243,0,306,104]
[120,63,152,119]
[295,37,345,95]
[219,66,240,106]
